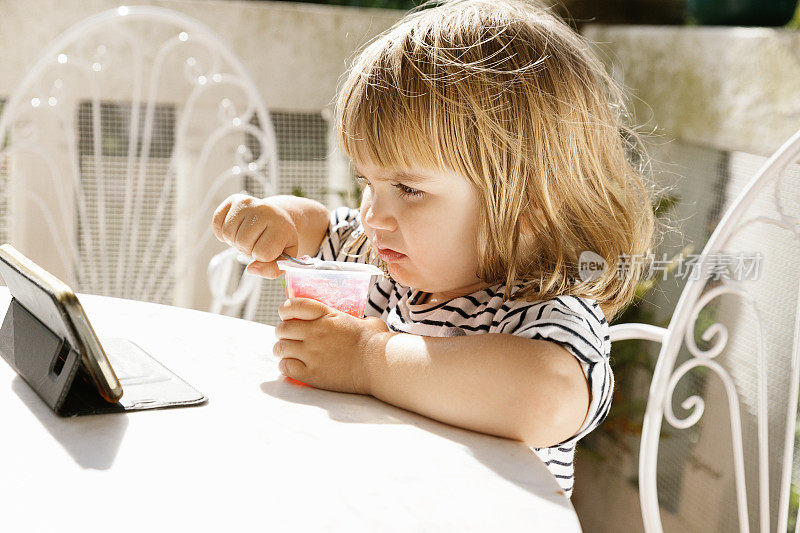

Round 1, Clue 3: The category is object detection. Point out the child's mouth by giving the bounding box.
[378,247,406,262]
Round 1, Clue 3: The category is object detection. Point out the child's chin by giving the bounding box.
[385,264,415,288]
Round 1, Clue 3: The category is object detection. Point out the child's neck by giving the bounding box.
[418,281,491,305]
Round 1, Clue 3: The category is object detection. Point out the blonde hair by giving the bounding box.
[334,0,657,321]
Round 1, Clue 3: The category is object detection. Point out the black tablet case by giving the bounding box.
[0,250,206,416]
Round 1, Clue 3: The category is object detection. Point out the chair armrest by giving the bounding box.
[609,323,669,344]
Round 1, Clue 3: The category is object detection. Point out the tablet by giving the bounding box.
[0,244,206,415]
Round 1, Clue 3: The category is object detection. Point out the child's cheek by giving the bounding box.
[359,202,372,231]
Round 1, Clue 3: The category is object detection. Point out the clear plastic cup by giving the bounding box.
[277,259,383,318]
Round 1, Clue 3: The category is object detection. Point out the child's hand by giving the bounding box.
[274,297,391,395]
[211,193,299,278]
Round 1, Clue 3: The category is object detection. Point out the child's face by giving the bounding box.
[356,160,488,300]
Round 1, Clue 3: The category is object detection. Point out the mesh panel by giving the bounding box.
[78,101,175,158]
[76,101,176,303]
[710,154,800,533]
[643,141,731,517]
[640,145,800,532]
[589,140,732,519]
[243,111,330,325]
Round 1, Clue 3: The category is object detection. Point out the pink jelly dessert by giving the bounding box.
[286,273,371,317]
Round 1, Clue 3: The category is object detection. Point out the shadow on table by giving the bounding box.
[260,377,569,503]
[12,377,128,470]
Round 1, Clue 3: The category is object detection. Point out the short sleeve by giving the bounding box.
[498,295,613,443]
[314,207,371,264]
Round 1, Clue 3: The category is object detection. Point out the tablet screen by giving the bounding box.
[0,244,122,403]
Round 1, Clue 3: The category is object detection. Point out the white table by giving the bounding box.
[0,288,581,532]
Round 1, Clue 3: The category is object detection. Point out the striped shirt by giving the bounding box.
[315,207,613,498]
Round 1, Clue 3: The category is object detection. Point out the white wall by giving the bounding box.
[582,24,800,159]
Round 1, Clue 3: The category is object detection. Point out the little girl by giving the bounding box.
[212,0,654,499]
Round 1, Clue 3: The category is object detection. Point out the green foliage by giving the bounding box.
[578,184,727,466]
[579,192,688,462]
[580,296,700,462]
[791,398,800,532]
[652,192,679,216]
[768,0,800,28]
[791,467,800,533]
[325,171,363,209]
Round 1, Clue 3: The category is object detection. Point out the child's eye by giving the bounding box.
[355,174,423,200]
[393,182,424,199]
[355,174,371,189]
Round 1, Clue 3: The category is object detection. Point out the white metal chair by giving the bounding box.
[610,128,800,532]
[0,6,276,314]
[206,247,263,321]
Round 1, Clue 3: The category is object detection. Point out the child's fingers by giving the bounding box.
[274,319,306,341]
[278,357,308,382]
[273,339,305,361]
[278,297,332,322]
[246,260,282,279]
[211,200,233,242]
[251,227,292,264]
[234,211,269,257]
[219,195,256,245]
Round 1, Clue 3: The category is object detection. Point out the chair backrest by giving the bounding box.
[639,128,800,532]
[207,247,263,321]
[0,6,277,311]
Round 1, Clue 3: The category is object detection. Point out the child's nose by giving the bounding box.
[363,196,397,231]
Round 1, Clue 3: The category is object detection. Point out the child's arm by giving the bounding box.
[275,298,590,449]
[212,193,330,278]
[365,331,590,449]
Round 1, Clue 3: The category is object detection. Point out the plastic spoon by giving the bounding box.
[279,252,315,266]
